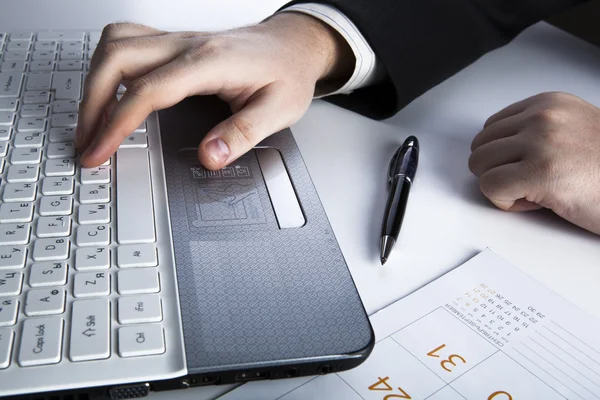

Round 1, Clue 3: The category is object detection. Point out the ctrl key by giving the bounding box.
[18,317,63,366]
[118,324,164,358]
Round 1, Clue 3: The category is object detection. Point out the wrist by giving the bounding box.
[263,12,354,83]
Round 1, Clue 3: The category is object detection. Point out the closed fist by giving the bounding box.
[469,92,600,235]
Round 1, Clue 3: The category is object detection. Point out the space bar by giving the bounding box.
[116,148,156,244]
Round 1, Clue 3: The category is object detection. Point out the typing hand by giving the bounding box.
[469,92,600,235]
[76,13,352,169]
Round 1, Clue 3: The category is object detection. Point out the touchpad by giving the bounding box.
[177,147,304,230]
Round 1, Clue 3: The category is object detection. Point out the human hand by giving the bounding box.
[469,92,600,235]
[77,12,353,169]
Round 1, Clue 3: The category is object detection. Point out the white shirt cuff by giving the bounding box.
[279,3,381,97]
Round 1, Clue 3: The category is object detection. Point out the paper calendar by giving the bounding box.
[219,249,600,400]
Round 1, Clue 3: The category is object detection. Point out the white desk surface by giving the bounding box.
[3,1,600,399]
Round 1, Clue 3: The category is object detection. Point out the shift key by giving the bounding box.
[0,72,24,97]
[52,71,81,100]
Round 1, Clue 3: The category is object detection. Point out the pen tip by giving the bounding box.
[380,257,387,265]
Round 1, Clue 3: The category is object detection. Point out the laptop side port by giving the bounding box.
[235,371,269,382]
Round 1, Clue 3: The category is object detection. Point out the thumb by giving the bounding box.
[198,82,308,170]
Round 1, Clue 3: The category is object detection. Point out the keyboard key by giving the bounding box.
[23,90,50,104]
[42,176,74,195]
[10,32,33,41]
[0,246,26,269]
[30,60,55,71]
[0,72,23,97]
[52,71,81,99]
[78,204,110,224]
[0,271,23,296]
[0,141,8,155]
[4,51,29,61]
[0,111,15,125]
[0,223,30,245]
[45,158,75,176]
[31,50,56,60]
[74,247,110,271]
[17,117,46,133]
[117,244,158,268]
[52,100,78,114]
[6,41,29,51]
[76,225,109,246]
[29,262,68,287]
[0,202,34,222]
[26,72,52,90]
[39,195,73,216]
[13,132,44,149]
[60,51,83,60]
[38,31,85,41]
[0,60,26,72]
[62,41,84,51]
[47,142,76,158]
[25,288,65,316]
[118,324,164,358]
[36,216,71,238]
[18,317,63,366]
[0,98,18,111]
[81,166,110,184]
[70,298,110,361]
[116,149,155,244]
[49,127,75,142]
[0,328,14,368]
[2,182,36,202]
[32,238,69,261]
[80,183,110,203]
[0,300,18,327]
[118,268,160,295]
[51,112,77,127]
[6,165,39,183]
[34,41,57,51]
[11,147,43,164]
[20,103,48,117]
[73,271,110,298]
[120,131,147,148]
[118,295,162,324]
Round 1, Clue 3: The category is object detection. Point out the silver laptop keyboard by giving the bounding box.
[0,31,183,381]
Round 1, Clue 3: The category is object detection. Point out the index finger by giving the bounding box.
[76,24,175,151]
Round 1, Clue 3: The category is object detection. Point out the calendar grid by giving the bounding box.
[439,305,569,399]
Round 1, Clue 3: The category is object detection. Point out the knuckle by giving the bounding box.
[101,22,128,39]
[186,36,230,62]
[229,116,255,147]
[126,77,153,97]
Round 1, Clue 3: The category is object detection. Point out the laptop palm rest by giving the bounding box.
[157,95,373,377]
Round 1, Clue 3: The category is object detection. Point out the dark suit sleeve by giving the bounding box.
[283,0,588,119]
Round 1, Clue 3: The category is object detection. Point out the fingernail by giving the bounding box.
[205,138,230,165]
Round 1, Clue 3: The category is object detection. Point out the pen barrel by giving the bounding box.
[381,177,411,239]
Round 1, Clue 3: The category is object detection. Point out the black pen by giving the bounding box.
[380,136,419,265]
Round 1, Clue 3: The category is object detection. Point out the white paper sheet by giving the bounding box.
[218,249,600,400]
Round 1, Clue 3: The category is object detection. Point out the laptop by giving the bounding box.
[0,30,374,398]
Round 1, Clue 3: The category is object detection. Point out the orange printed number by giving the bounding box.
[368,376,411,399]
[427,344,467,372]
[489,391,512,400]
